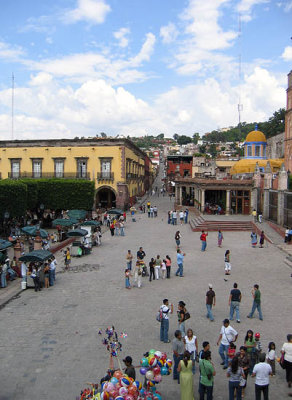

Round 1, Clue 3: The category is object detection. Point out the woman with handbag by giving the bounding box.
[281,334,292,388]
[227,356,245,400]
[237,346,250,398]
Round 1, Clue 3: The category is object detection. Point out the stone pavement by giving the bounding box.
[1,169,292,400]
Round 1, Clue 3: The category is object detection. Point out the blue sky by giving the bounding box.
[0,0,291,139]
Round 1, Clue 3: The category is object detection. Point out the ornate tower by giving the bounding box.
[284,70,292,172]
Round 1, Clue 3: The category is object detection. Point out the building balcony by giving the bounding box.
[97,172,114,182]
[8,172,91,179]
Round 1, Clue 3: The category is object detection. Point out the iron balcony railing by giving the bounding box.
[97,172,114,181]
[8,172,91,179]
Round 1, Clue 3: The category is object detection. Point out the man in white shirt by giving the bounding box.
[160,299,173,343]
[179,210,184,225]
[217,318,238,369]
[172,210,177,225]
[252,353,272,400]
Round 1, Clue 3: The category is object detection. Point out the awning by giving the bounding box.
[19,250,53,263]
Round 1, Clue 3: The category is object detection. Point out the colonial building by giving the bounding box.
[0,137,154,209]
[285,70,292,172]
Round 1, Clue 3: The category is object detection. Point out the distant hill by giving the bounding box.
[202,108,285,143]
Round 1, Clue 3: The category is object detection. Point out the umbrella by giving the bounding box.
[66,228,88,237]
[21,226,49,238]
[67,209,87,220]
[107,208,123,215]
[81,220,101,226]
[52,218,77,227]
[19,250,53,263]
[0,239,13,251]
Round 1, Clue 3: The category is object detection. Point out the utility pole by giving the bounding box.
[11,73,14,140]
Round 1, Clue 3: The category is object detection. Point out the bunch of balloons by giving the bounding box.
[139,349,172,397]
[100,370,142,400]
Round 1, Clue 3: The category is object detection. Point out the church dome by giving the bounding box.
[245,130,266,143]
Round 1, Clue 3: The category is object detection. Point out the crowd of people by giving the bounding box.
[156,294,292,400]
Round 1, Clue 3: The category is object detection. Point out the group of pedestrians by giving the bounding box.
[146,201,158,218]
[205,282,264,323]
[109,216,126,237]
[168,209,189,225]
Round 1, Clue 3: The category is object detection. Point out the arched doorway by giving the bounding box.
[96,186,116,209]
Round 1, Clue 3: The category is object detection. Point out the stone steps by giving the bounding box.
[190,217,254,232]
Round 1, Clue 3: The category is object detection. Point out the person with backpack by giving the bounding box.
[159,299,173,343]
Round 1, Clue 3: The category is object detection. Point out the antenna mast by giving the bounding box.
[238,15,243,134]
[11,73,14,140]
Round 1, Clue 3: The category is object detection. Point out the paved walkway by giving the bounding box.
[1,168,292,400]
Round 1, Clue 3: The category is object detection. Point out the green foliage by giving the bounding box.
[177,135,193,145]
[208,144,217,158]
[19,179,39,210]
[0,180,27,217]
[202,108,285,143]
[193,153,205,157]
[192,133,200,144]
[37,179,95,210]
[199,145,207,154]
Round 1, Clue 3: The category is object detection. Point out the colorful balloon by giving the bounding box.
[154,351,162,359]
[121,376,131,387]
[166,359,172,368]
[101,391,110,400]
[161,352,167,361]
[140,367,148,375]
[157,359,164,368]
[154,374,162,383]
[119,386,128,396]
[149,357,157,367]
[145,370,154,381]
[161,366,168,375]
[113,370,123,380]
[140,357,149,367]
[149,349,156,355]
[153,366,161,375]
[133,380,142,390]
[124,395,134,400]
[110,377,119,385]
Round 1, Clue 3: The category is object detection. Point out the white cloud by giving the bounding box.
[0,41,24,61]
[160,23,178,44]
[129,33,156,66]
[277,1,292,12]
[113,28,130,48]
[0,67,285,139]
[237,0,269,22]
[281,46,292,61]
[63,0,111,25]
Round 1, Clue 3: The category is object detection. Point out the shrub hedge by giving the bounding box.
[0,180,27,217]
[0,179,95,216]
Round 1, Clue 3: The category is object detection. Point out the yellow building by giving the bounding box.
[0,138,153,209]
[230,129,284,175]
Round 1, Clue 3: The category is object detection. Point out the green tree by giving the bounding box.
[192,132,200,144]
[173,133,179,141]
[177,135,192,145]
[199,145,206,154]
[208,143,217,158]
[156,133,164,139]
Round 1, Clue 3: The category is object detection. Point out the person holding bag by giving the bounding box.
[217,319,238,369]
[199,350,215,399]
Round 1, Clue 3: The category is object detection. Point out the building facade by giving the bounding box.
[285,70,292,172]
[0,138,153,209]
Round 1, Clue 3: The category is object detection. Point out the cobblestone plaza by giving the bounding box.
[1,177,292,400]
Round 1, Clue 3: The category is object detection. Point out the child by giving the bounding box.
[123,355,136,380]
[125,269,131,289]
[254,332,262,363]
[161,259,167,279]
[266,342,276,375]
[227,342,236,365]
[224,250,231,275]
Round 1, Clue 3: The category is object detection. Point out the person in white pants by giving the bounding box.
[134,261,142,288]
[155,255,161,280]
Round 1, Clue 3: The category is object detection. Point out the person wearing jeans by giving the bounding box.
[252,353,272,400]
[199,350,215,400]
[247,284,263,320]
[206,284,216,321]
[229,282,242,323]
[175,249,185,277]
[172,330,184,383]
[160,299,173,343]
[217,319,238,369]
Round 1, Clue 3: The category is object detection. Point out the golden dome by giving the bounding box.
[245,130,266,143]
[230,159,284,175]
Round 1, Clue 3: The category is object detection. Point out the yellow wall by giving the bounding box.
[0,143,145,197]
